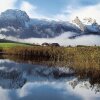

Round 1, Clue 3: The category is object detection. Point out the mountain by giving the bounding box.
[0,9,81,39]
[0,9,100,40]
[71,17,100,37]
[0,9,30,28]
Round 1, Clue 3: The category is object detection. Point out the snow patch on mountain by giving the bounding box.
[72,17,100,33]
[0,28,9,32]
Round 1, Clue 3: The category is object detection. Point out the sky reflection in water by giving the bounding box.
[0,59,100,100]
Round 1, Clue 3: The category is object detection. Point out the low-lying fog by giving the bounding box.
[0,32,100,46]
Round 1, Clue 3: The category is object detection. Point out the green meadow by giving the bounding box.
[0,42,33,48]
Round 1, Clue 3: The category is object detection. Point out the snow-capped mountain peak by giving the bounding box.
[0,9,100,40]
[0,9,30,22]
[72,16,100,33]
[83,17,96,25]
[0,9,30,28]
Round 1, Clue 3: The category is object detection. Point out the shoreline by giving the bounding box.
[0,45,99,68]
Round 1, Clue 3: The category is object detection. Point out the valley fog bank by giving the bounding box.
[0,32,100,46]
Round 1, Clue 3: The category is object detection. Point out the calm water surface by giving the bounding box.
[0,58,100,100]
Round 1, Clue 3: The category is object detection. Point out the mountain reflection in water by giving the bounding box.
[0,56,100,100]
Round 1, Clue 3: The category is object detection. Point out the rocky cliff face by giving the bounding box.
[0,9,100,39]
[0,9,80,39]
[0,9,30,28]
[72,16,100,33]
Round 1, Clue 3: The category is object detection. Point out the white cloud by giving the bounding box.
[20,1,37,17]
[19,2,100,23]
[0,0,17,13]
[54,3,100,23]
[0,0,51,20]
[20,1,50,20]
[0,31,100,46]
[69,4,100,23]
[0,0,100,24]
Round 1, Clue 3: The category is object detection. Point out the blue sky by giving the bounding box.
[16,0,100,16]
[0,0,100,22]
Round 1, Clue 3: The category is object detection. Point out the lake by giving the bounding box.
[0,56,100,100]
